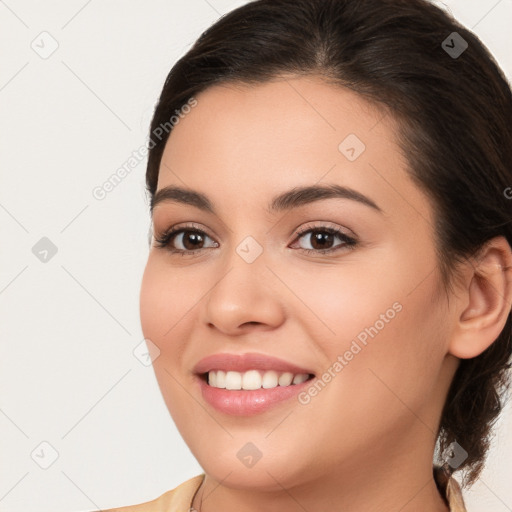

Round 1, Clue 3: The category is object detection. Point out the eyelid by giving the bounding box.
[154,220,216,237]
[154,222,216,243]
[293,220,356,239]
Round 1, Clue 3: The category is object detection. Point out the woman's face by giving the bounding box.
[139,76,460,490]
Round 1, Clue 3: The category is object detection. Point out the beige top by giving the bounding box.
[101,466,467,512]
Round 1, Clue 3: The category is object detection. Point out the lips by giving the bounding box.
[193,352,316,416]
[193,352,315,375]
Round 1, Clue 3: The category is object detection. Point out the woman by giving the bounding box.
[103,0,512,510]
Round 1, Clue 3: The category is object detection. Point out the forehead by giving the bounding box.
[165,75,393,162]
[156,75,432,226]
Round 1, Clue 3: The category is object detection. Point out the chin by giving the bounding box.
[201,458,303,491]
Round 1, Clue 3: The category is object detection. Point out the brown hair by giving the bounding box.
[145,0,512,487]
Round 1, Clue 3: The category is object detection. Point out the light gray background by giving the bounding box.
[0,1,511,511]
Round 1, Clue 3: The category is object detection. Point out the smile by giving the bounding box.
[206,369,311,390]
[193,353,316,415]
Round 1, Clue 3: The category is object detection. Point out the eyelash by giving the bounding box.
[153,223,357,256]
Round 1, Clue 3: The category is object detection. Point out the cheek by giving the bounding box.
[282,251,406,351]
[318,277,446,434]
[293,247,446,413]
[139,256,206,406]
[139,260,195,409]
[139,255,203,342]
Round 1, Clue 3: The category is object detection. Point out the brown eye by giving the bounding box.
[176,231,207,251]
[303,230,336,250]
[154,227,218,253]
[292,226,357,255]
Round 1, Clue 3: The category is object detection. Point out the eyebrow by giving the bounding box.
[150,183,383,215]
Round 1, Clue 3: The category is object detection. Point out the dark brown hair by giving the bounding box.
[145,0,512,487]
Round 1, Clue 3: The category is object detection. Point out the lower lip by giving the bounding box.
[197,375,313,416]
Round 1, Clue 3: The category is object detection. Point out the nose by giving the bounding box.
[201,243,286,336]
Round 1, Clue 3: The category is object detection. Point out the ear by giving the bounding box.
[449,236,512,359]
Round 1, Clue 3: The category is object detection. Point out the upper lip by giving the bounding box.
[193,352,315,375]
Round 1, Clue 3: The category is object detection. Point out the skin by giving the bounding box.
[139,75,512,512]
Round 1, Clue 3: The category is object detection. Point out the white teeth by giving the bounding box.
[278,372,293,386]
[207,370,310,390]
[292,373,309,384]
[225,371,242,390]
[242,370,261,390]
[262,370,278,388]
[215,370,226,388]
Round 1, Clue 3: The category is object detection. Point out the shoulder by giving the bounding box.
[99,474,205,512]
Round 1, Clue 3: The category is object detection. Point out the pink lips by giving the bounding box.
[193,352,313,375]
[193,352,315,416]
